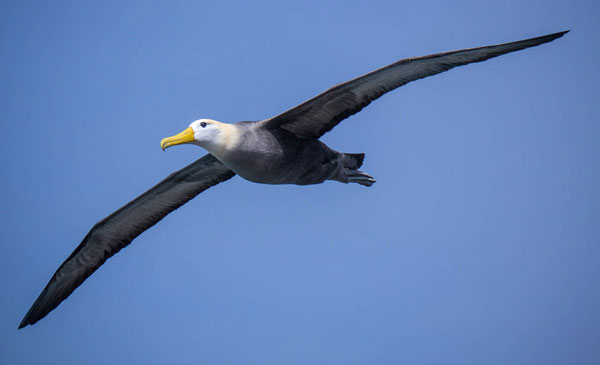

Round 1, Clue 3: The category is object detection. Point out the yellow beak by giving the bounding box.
[160,127,195,151]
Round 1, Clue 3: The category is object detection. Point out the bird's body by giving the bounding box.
[197,120,371,185]
[19,30,568,328]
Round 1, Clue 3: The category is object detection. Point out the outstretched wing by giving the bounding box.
[19,154,235,328]
[264,31,568,139]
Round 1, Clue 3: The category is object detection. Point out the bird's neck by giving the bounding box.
[199,123,241,159]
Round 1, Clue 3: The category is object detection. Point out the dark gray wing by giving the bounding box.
[19,154,235,328]
[264,31,568,139]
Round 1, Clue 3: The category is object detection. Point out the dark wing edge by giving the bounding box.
[264,30,569,139]
[19,153,235,329]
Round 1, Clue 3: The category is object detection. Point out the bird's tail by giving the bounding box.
[342,152,365,169]
[340,153,375,186]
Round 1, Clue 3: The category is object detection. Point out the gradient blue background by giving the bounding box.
[2,1,598,363]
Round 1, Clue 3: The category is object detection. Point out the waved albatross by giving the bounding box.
[19,30,568,328]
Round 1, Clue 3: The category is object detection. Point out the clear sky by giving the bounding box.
[1,0,598,364]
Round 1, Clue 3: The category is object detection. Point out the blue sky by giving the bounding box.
[1,0,599,363]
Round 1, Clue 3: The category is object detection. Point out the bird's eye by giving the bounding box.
[200,122,207,128]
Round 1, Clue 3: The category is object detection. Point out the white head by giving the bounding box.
[161,119,238,155]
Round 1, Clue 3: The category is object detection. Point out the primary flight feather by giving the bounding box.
[19,30,568,328]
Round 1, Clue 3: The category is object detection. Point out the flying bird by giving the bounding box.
[19,30,568,328]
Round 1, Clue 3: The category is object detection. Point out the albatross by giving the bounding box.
[19,30,568,328]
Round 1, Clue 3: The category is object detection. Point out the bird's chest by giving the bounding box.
[219,137,290,183]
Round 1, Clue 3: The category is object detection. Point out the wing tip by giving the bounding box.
[18,289,49,329]
[523,30,569,46]
[543,30,570,42]
[18,311,35,329]
[552,30,570,38]
[18,309,38,330]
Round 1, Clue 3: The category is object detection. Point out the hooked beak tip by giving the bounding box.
[160,127,194,152]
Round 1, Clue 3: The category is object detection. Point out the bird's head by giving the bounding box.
[161,119,236,153]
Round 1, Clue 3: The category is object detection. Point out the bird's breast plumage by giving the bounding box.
[217,125,335,185]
